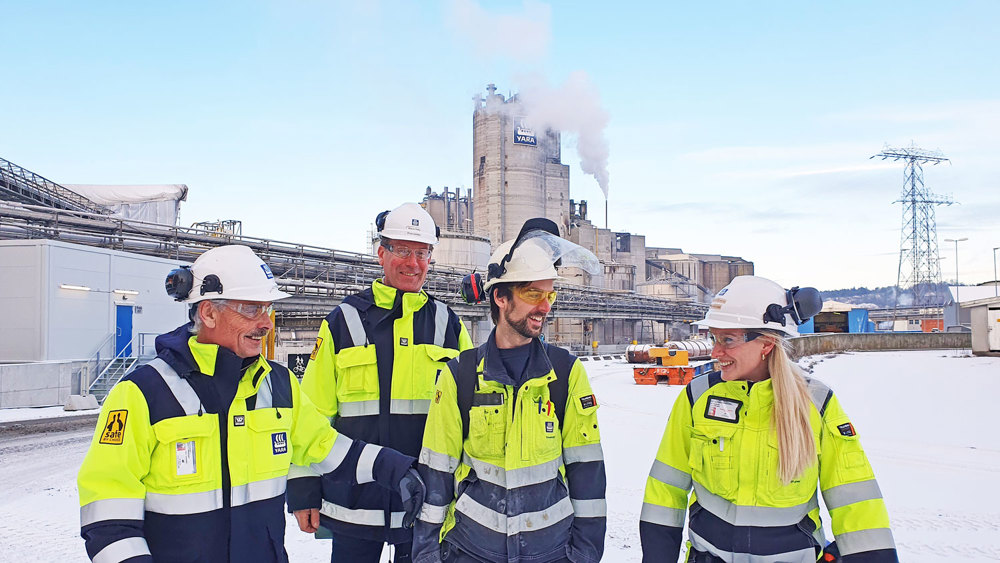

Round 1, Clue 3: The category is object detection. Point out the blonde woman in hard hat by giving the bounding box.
[639,276,898,563]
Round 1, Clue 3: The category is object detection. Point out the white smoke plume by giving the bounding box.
[517,72,611,198]
[446,0,551,62]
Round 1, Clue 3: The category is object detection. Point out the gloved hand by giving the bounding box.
[821,541,840,562]
[399,467,426,529]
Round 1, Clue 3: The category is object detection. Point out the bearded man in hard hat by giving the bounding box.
[289,203,474,562]
[78,245,424,563]
[412,218,607,563]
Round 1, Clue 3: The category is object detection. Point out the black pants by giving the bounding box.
[441,541,570,563]
[330,534,411,563]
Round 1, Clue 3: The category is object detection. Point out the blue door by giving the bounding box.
[115,305,134,356]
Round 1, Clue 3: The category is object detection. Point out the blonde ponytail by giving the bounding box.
[762,332,816,484]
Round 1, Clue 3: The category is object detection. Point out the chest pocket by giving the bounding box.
[246,408,294,477]
[824,416,874,483]
[689,423,739,497]
[412,344,460,400]
[466,401,506,460]
[150,414,219,489]
[763,430,819,504]
[336,345,378,401]
[533,397,562,459]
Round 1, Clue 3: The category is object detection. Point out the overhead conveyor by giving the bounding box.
[0,156,111,215]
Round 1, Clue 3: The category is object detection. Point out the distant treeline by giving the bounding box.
[819,283,955,308]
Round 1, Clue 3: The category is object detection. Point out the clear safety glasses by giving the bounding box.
[383,243,432,261]
[219,302,274,319]
[707,331,761,350]
[516,287,558,306]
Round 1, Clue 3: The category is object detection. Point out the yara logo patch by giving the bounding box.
[272,432,288,455]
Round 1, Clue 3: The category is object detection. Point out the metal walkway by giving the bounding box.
[0,201,707,324]
[0,156,110,215]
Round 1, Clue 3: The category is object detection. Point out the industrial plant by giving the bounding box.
[0,83,750,409]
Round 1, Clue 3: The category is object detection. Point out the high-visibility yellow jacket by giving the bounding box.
[412,333,606,563]
[78,324,413,563]
[287,279,473,543]
[640,371,898,562]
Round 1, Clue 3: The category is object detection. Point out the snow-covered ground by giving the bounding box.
[1,350,998,562]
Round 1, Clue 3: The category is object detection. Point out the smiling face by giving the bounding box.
[196,300,273,358]
[710,328,775,382]
[494,279,554,347]
[378,238,431,294]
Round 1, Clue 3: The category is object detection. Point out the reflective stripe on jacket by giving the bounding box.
[412,332,606,563]
[639,371,898,563]
[78,324,410,563]
[288,279,473,543]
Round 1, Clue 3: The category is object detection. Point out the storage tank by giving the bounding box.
[666,339,713,360]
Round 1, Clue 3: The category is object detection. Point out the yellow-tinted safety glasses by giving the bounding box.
[515,287,557,306]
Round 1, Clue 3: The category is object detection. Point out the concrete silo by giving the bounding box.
[472,84,570,248]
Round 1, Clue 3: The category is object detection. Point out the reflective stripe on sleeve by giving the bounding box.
[288,463,319,480]
[356,443,382,485]
[461,452,561,489]
[570,497,607,518]
[639,502,686,527]
[311,432,354,475]
[836,528,896,555]
[389,398,431,415]
[338,400,380,417]
[321,500,405,528]
[147,358,201,416]
[822,479,883,510]
[80,498,145,527]
[805,378,832,416]
[693,483,817,527]
[231,475,286,507]
[433,302,449,348]
[340,304,367,347]
[454,494,574,536]
[145,488,223,515]
[689,529,817,563]
[419,447,460,473]
[419,501,450,524]
[92,536,151,563]
[649,460,692,491]
[563,443,604,464]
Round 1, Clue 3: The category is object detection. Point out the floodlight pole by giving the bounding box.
[994,246,999,297]
[945,237,968,303]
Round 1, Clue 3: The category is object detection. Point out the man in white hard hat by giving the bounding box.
[78,245,424,563]
[413,218,607,563]
[289,203,474,562]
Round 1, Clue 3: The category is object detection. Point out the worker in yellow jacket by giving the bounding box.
[640,275,898,562]
[288,203,473,563]
[413,218,607,563]
[78,245,423,563]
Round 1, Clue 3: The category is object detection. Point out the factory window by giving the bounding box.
[615,232,631,253]
[478,156,485,178]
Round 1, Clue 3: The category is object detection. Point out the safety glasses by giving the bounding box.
[707,331,761,350]
[515,287,558,306]
[383,243,432,261]
[219,302,274,319]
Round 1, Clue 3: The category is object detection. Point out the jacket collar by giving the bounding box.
[154,323,260,377]
[482,328,553,386]
[346,279,431,317]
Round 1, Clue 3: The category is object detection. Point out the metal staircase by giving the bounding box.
[0,155,110,214]
[85,333,158,403]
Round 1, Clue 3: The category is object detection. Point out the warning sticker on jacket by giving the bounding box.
[310,337,323,360]
[837,422,857,437]
[99,410,128,445]
[176,441,197,476]
[704,396,742,423]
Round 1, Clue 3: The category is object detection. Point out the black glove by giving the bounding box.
[399,468,426,529]
[821,541,840,562]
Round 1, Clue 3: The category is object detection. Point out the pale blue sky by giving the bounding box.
[3,1,998,290]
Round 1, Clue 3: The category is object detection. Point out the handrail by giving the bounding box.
[88,334,138,395]
[77,332,115,395]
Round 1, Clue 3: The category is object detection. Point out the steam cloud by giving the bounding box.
[517,72,611,198]
[446,0,552,62]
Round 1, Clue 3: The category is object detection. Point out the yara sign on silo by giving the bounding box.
[514,119,536,146]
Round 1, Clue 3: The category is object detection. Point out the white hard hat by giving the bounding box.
[377,202,439,245]
[482,238,563,291]
[696,275,820,338]
[179,245,290,304]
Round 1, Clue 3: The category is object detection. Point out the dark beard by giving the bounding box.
[504,307,544,340]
